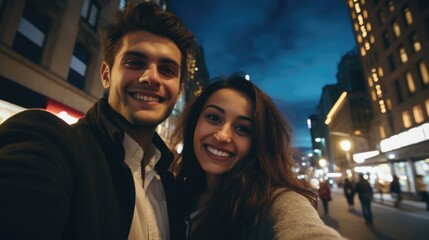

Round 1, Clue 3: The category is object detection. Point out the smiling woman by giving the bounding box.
[170,73,346,239]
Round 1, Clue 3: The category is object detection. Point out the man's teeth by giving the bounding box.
[134,93,159,102]
[207,145,231,157]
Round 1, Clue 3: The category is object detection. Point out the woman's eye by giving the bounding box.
[205,114,220,123]
[235,125,251,135]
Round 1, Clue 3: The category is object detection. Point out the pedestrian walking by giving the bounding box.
[354,173,374,226]
[375,178,387,204]
[415,174,429,211]
[390,175,402,208]
[343,178,355,211]
[318,180,332,215]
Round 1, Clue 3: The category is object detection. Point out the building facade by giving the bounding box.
[347,0,429,195]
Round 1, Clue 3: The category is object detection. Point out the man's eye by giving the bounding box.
[159,65,178,77]
[123,59,145,69]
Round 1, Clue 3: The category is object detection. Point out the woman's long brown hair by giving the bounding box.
[170,74,317,239]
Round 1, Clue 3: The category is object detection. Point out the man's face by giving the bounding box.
[101,30,182,127]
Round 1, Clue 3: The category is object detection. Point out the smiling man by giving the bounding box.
[0,2,195,240]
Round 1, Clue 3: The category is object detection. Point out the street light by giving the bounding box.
[340,140,352,167]
[319,158,327,168]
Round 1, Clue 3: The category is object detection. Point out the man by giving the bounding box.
[354,173,374,226]
[0,2,195,239]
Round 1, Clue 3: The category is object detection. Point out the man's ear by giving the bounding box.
[100,61,111,89]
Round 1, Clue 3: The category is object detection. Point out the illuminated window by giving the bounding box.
[410,33,421,52]
[402,111,412,128]
[405,71,416,94]
[413,105,424,123]
[418,61,429,85]
[393,22,401,37]
[81,0,100,29]
[399,47,408,63]
[12,2,51,64]
[379,126,386,139]
[425,99,429,117]
[371,90,377,101]
[67,42,90,90]
[366,22,372,31]
[370,34,375,43]
[360,47,366,56]
[354,23,359,31]
[403,7,413,25]
[357,35,363,43]
[378,67,384,77]
[368,76,374,87]
[387,99,392,110]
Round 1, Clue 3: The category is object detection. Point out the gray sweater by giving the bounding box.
[255,190,346,239]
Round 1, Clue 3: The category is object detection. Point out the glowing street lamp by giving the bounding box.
[319,158,327,168]
[340,140,352,167]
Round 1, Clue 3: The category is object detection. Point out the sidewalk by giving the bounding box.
[372,192,427,211]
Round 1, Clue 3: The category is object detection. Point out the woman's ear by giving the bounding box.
[100,61,111,89]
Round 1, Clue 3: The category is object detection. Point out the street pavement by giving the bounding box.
[317,187,429,240]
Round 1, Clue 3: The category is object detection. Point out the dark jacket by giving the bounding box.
[0,98,181,240]
[354,178,373,202]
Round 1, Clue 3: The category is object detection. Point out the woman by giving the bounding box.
[318,181,332,215]
[171,73,344,239]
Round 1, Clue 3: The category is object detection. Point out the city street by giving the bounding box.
[317,187,429,240]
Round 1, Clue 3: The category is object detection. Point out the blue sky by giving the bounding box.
[170,0,356,148]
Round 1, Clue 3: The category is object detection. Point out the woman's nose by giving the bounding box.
[214,126,232,143]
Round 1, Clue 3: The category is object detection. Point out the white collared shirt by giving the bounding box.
[123,133,169,240]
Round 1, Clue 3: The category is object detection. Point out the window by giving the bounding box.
[399,47,408,63]
[402,111,412,128]
[394,79,404,103]
[410,33,421,52]
[382,31,390,49]
[379,125,385,139]
[418,61,429,86]
[81,0,100,29]
[393,21,401,37]
[403,7,413,25]
[388,55,396,72]
[426,99,429,117]
[67,42,91,89]
[12,3,51,63]
[413,105,424,124]
[119,0,127,10]
[378,10,385,26]
[405,71,416,94]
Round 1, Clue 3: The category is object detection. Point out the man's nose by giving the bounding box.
[139,64,161,88]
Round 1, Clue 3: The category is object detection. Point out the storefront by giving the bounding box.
[0,76,83,124]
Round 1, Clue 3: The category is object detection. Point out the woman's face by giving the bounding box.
[193,88,254,179]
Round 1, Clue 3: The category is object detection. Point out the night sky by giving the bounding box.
[170,0,356,148]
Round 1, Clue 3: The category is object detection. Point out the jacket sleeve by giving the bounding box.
[0,110,76,239]
[256,191,346,240]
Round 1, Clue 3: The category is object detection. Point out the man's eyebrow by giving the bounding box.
[124,51,180,68]
[204,104,253,123]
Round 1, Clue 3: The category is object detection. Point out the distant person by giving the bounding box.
[390,175,402,208]
[0,2,196,239]
[170,74,345,239]
[415,174,429,211]
[375,178,387,204]
[318,180,332,215]
[354,173,374,226]
[343,178,355,211]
